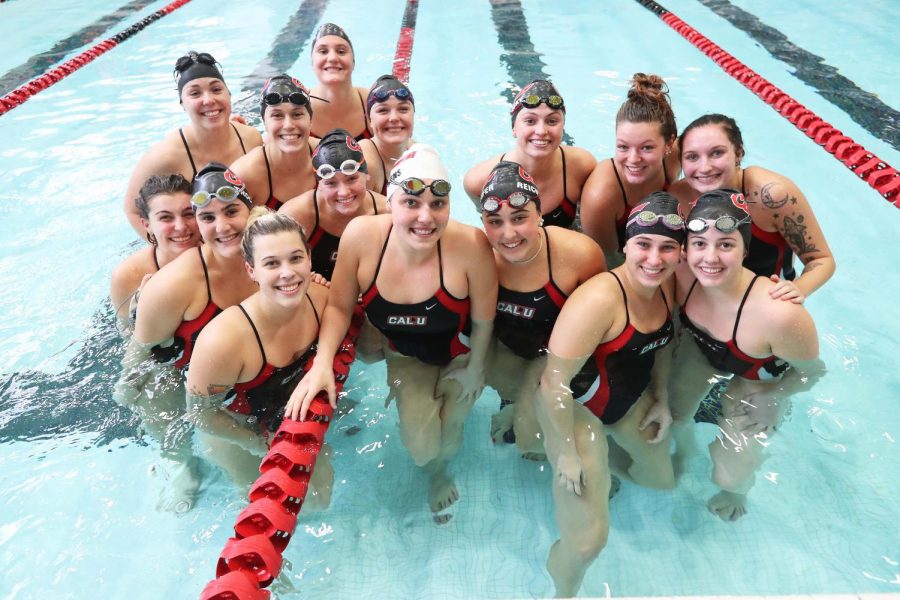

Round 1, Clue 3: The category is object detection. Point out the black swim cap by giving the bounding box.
[193,162,253,210]
[259,75,312,118]
[480,161,541,214]
[687,188,752,247]
[312,129,367,176]
[625,191,685,243]
[367,75,414,114]
[511,79,566,125]
[313,23,353,53]
[174,51,225,97]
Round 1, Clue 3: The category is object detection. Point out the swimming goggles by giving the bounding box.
[481,192,531,213]
[397,177,451,197]
[517,94,565,111]
[686,214,751,234]
[627,210,685,231]
[371,87,412,103]
[191,185,243,209]
[263,90,311,108]
[316,159,364,180]
[175,52,218,73]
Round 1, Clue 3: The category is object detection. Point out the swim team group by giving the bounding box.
[109,23,833,597]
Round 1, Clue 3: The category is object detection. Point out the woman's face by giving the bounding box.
[512,105,564,159]
[246,230,312,307]
[142,192,199,253]
[481,202,542,264]
[368,96,414,145]
[317,170,369,216]
[195,200,250,259]
[264,103,311,153]
[680,124,741,193]
[623,233,681,287]
[312,36,354,84]
[390,182,450,250]
[685,225,745,288]
[180,78,231,128]
[614,121,671,185]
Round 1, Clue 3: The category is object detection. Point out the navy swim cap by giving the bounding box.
[367,75,414,114]
[625,191,685,243]
[511,79,566,125]
[174,51,225,97]
[259,75,312,118]
[312,129,367,176]
[193,162,253,210]
[313,22,353,53]
[480,161,541,214]
[687,188,752,247]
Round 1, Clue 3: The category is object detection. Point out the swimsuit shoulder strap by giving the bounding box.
[683,278,700,308]
[732,275,760,341]
[263,146,274,200]
[369,190,379,214]
[559,146,569,199]
[610,157,627,209]
[740,169,747,196]
[306,292,321,327]
[659,285,671,314]
[152,247,160,271]
[543,226,554,278]
[231,123,248,154]
[237,304,267,367]
[179,128,198,178]
[609,271,630,326]
[198,246,212,303]
[312,189,321,229]
[499,153,506,161]
[437,238,446,290]
[369,225,392,288]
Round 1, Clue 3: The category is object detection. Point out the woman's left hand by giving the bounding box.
[768,274,805,304]
[639,398,673,444]
[441,365,485,404]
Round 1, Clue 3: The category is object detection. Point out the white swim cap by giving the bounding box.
[386,143,449,200]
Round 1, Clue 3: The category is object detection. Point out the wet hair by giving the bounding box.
[679,113,744,161]
[616,73,677,142]
[241,211,308,265]
[173,51,225,98]
[134,174,192,220]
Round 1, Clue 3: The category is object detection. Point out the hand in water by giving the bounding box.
[285,361,335,421]
[639,399,673,444]
[556,452,586,496]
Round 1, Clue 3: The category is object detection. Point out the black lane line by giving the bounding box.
[0,0,158,97]
[697,0,900,151]
[488,0,574,146]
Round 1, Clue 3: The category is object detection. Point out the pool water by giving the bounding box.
[1,0,898,598]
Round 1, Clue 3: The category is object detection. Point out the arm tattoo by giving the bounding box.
[760,182,795,210]
[782,215,820,256]
[187,383,232,410]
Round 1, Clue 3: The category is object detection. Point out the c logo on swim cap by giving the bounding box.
[518,166,535,184]
[224,169,244,187]
[291,77,307,91]
[730,192,749,211]
[346,136,361,152]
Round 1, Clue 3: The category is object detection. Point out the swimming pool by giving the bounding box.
[1,0,898,597]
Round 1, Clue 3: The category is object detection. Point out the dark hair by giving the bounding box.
[615,73,677,142]
[679,113,744,161]
[134,174,193,219]
[241,212,309,265]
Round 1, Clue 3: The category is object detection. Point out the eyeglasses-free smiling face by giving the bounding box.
[513,104,564,158]
[246,230,312,305]
[481,201,542,264]
[143,192,199,252]
[180,78,231,127]
[263,102,311,153]
[686,225,746,286]
[369,95,414,144]
[623,233,681,287]
[614,120,670,185]
[680,124,742,193]
[317,170,368,216]
[312,36,354,83]
[390,182,450,249]
[195,199,250,258]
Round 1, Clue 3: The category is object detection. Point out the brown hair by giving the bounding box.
[615,73,677,141]
[678,113,744,162]
[241,210,309,265]
[134,174,193,219]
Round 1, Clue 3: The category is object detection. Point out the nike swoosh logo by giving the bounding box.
[533,294,546,302]
[425,303,437,310]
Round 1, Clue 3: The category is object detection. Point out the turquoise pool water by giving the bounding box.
[1,0,898,598]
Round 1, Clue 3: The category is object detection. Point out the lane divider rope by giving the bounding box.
[392,0,419,83]
[634,0,900,207]
[0,0,193,117]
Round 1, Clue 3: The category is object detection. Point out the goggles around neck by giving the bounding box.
[481,191,532,213]
[191,185,244,209]
[263,90,310,108]
[627,210,685,231]
[686,214,751,235]
[316,159,364,180]
[398,177,451,197]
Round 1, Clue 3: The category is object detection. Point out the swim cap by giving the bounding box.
[312,22,353,53]
[192,162,253,210]
[480,161,541,214]
[687,188,752,247]
[367,75,414,114]
[624,191,685,243]
[510,79,566,125]
[174,51,225,97]
[387,144,449,200]
[312,129,367,177]
[259,75,312,118]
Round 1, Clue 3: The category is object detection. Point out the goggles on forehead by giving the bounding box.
[191,185,243,209]
[398,177,451,197]
[686,214,751,235]
[316,159,364,180]
[263,90,310,108]
[481,191,532,213]
[372,87,411,103]
[627,210,685,231]
[516,93,565,111]
[175,52,218,74]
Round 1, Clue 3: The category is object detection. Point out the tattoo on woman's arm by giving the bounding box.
[760,182,797,209]
[782,215,819,256]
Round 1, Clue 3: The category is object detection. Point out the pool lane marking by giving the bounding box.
[634,0,900,207]
[487,0,575,145]
[0,0,158,97]
[0,0,194,117]
[239,0,330,94]
[392,0,418,83]
[697,0,900,152]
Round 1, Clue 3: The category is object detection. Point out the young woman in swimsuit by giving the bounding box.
[230,75,318,212]
[308,23,372,141]
[669,114,835,302]
[287,144,497,524]
[111,174,199,334]
[478,161,605,455]
[114,164,266,513]
[279,128,386,281]
[536,192,683,597]
[669,189,822,521]
[186,212,333,508]
[580,73,680,268]
[464,79,596,230]
[359,75,415,195]
[123,51,262,236]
